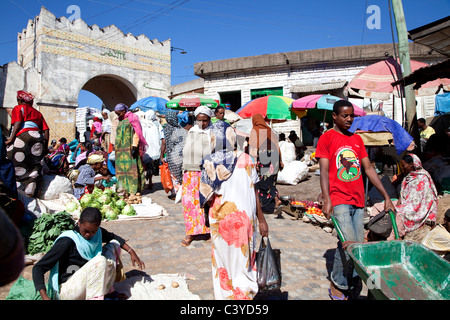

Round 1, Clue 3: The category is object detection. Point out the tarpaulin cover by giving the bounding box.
[435,92,450,115]
[349,115,413,155]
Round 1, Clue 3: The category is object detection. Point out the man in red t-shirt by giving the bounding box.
[316,100,395,300]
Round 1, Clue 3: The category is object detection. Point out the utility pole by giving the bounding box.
[391,0,420,146]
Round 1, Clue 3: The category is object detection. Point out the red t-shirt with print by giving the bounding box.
[315,129,368,207]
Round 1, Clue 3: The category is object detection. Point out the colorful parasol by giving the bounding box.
[291,94,365,123]
[166,93,218,110]
[345,57,450,100]
[129,96,169,114]
[236,95,302,120]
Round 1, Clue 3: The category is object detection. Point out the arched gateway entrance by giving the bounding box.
[2,7,171,142]
[81,74,138,110]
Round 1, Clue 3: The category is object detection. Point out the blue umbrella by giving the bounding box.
[129,96,169,114]
[349,115,413,155]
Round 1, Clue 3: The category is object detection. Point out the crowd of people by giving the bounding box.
[1,89,449,301]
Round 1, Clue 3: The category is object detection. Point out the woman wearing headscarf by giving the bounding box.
[90,117,103,141]
[248,113,284,213]
[101,109,112,152]
[180,105,215,247]
[396,153,438,241]
[5,90,50,197]
[73,153,111,200]
[199,120,269,300]
[46,137,70,175]
[32,207,145,300]
[162,110,186,197]
[141,110,164,189]
[114,103,147,195]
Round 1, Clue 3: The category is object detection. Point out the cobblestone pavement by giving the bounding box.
[1,172,369,300]
[97,173,351,300]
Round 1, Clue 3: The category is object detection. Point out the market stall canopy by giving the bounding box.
[435,92,450,115]
[129,96,169,114]
[390,58,450,93]
[408,15,450,58]
[349,115,413,155]
[166,93,218,110]
[291,94,365,123]
[345,58,448,100]
[236,95,300,120]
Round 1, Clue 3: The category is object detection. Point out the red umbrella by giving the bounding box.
[346,57,450,100]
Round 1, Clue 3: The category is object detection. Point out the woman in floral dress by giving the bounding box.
[199,120,269,300]
[180,106,214,247]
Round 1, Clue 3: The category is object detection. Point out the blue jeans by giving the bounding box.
[330,204,365,293]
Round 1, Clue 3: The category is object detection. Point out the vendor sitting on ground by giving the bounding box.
[421,209,450,262]
[396,153,438,241]
[73,154,111,200]
[32,207,145,300]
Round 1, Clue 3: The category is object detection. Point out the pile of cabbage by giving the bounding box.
[65,187,136,221]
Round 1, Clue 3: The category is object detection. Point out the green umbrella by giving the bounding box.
[236,95,301,120]
[166,93,218,110]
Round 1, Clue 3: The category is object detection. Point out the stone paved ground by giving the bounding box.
[3,164,449,300]
[102,175,342,300]
[1,170,363,300]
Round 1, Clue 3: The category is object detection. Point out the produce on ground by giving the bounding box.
[306,206,324,217]
[66,187,139,221]
[27,211,75,255]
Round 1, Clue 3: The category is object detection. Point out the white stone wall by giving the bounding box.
[204,61,438,126]
[204,62,366,106]
[16,7,172,107]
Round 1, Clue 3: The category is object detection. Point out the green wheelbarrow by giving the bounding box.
[331,212,450,300]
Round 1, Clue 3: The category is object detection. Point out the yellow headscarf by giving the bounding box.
[87,154,104,165]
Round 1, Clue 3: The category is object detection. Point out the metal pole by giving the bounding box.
[391,0,420,145]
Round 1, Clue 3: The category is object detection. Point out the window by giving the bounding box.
[250,87,283,99]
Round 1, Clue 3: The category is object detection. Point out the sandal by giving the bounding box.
[181,237,193,247]
[328,288,348,300]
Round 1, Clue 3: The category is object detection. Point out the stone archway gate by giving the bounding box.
[1,7,171,142]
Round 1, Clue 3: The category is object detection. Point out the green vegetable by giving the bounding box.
[103,188,116,198]
[98,194,111,205]
[65,201,78,213]
[92,187,103,197]
[105,210,118,221]
[115,199,127,210]
[89,201,102,210]
[122,204,136,216]
[27,211,75,255]
[79,194,94,209]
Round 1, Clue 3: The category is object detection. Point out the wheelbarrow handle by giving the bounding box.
[330,215,346,243]
[388,209,400,240]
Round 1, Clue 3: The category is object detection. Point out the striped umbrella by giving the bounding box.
[166,93,218,110]
[236,95,302,120]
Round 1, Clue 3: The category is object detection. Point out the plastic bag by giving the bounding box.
[367,211,393,238]
[6,276,46,300]
[256,237,281,292]
[277,161,309,185]
[159,162,173,193]
[37,174,73,200]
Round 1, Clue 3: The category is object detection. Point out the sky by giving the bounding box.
[1,0,449,109]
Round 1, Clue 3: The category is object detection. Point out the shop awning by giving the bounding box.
[290,81,347,93]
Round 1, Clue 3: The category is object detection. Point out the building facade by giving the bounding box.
[193,43,445,137]
[1,6,171,142]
